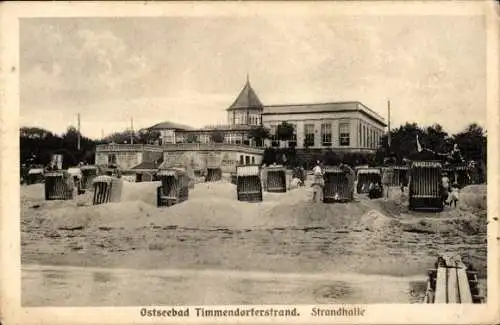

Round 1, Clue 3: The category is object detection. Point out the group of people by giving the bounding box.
[309,160,461,207]
[310,161,356,203]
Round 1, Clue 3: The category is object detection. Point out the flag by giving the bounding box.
[416,135,422,152]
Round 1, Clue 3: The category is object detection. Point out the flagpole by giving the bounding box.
[130,118,134,145]
[77,113,81,150]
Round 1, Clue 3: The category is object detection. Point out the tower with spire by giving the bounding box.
[226,75,264,127]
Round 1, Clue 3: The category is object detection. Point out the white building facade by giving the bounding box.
[261,102,386,152]
[148,78,386,154]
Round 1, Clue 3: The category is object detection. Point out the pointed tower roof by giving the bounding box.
[227,77,264,111]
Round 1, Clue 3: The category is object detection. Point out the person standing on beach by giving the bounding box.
[312,161,324,203]
[381,168,393,199]
[441,172,450,205]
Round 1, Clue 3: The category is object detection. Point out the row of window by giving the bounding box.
[232,113,261,125]
[359,122,382,149]
[160,122,382,148]
[268,122,350,147]
[239,155,256,165]
[304,122,350,147]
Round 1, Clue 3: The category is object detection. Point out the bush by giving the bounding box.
[211,130,225,143]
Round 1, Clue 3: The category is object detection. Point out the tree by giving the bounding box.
[186,133,198,143]
[20,127,60,166]
[210,130,225,143]
[137,129,161,144]
[423,124,449,153]
[20,125,98,169]
[262,147,277,165]
[377,121,486,166]
[248,126,271,147]
[62,126,79,149]
[20,127,54,139]
[103,130,139,144]
[453,123,486,162]
[379,122,425,163]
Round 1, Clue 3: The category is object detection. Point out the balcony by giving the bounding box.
[96,144,163,152]
[162,143,264,154]
[96,143,264,154]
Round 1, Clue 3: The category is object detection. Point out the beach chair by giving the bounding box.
[323,166,354,203]
[236,165,263,202]
[44,171,74,200]
[263,165,287,193]
[157,168,189,207]
[408,161,444,211]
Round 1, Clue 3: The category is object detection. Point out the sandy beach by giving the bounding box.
[21,180,487,305]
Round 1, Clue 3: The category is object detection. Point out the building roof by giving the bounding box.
[262,101,386,126]
[227,79,264,111]
[148,121,195,131]
[194,124,257,132]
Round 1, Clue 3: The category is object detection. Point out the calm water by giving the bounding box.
[22,264,428,306]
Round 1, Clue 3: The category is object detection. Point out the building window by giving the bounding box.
[270,124,279,147]
[240,155,244,165]
[358,123,362,147]
[289,123,297,147]
[251,156,255,164]
[108,154,117,165]
[245,156,250,165]
[363,124,366,148]
[225,133,242,144]
[200,134,210,144]
[321,123,332,146]
[339,122,350,146]
[249,115,260,126]
[304,124,315,147]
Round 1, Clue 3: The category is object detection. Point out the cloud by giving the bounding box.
[21,25,153,106]
[20,92,232,139]
[20,16,486,138]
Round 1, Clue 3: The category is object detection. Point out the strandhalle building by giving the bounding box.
[149,78,387,154]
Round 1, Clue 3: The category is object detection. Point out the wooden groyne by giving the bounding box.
[423,254,483,303]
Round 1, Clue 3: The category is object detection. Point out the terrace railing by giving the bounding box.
[96,144,163,152]
[96,143,264,154]
[163,143,264,153]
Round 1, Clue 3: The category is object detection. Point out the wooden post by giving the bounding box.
[130,118,134,145]
[77,113,81,151]
[456,260,473,303]
[435,266,448,303]
[387,100,391,148]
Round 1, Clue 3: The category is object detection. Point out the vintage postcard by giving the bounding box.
[1,1,499,324]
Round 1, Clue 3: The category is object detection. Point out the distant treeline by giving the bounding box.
[20,122,486,171]
[20,126,162,169]
[261,122,487,169]
[20,126,99,169]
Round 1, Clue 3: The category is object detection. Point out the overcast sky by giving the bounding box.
[20,15,486,139]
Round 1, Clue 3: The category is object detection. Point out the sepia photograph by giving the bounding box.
[1,1,499,324]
